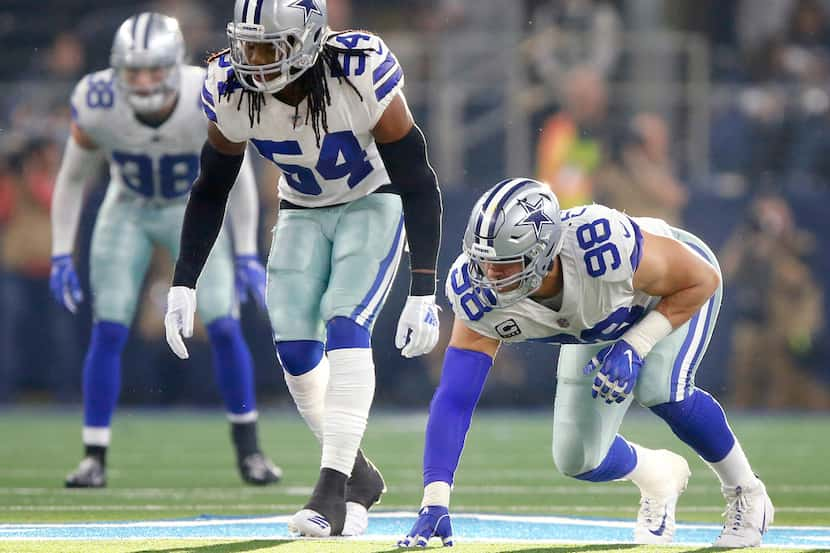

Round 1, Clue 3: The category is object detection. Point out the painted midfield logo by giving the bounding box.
[516,198,555,239]
[288,0,323,23]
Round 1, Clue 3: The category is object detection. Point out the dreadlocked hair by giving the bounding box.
[209,33,371,147]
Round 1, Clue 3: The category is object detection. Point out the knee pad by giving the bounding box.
[326,316,370,351]
[276,340,325,376]
[650,388,735,463]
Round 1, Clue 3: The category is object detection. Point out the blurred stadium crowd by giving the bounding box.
[1,0,828,410]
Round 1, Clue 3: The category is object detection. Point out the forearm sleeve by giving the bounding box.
[172,141,244,287]
[423,346,493,486]
[51,138,103,255]
[226,150,259,256]
[377,125,442,295]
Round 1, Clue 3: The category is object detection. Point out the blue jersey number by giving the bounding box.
[576,218,621,277]
[335,33,371,76]
[111,152,199,198]
[581,305,645,343]
[86,76,114,109]
[450,264,494,322]
[251,131,372,196]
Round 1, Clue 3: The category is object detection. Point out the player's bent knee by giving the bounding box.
[551,436,596,477]
[276,340,325,376]
[326,317,370,351]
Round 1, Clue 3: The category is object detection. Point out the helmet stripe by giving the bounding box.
[485,179,535,246]
[253,0,265,24]
[133,13,150,51]
[476,179,533,247]
[143,13,155,50]
[474,178,520,243]
[241,0,252,23]
[130,16,139,48]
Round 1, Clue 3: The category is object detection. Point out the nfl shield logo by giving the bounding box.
[557,318,570,328]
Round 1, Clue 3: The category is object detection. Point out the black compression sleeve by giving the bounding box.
[172,141,244,288]
[377,125,442,296]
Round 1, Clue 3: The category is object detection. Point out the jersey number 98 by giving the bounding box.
[576,218,621,277]
[111,152,199,199]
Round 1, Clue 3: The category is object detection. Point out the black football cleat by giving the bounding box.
[343,449,386,535]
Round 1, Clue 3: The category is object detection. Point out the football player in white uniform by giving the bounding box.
[50,13,281,487]
[399,179,774,549]
[163,0,442,537]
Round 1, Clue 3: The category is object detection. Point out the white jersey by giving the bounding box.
[202,31,404,208]
[447,205,675,345]
[70,65,209,202]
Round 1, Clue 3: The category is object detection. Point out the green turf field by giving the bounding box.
[0,408,827,552]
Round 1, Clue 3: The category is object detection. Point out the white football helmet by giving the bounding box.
[463,178,566,307]
[110,13,185,114]
[227,0,328,93]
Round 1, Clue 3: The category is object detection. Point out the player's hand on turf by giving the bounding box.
[50,254,83,314]
[398,506,454,547]
[164,286,197,359]
[396,295,440,358]
[234,254,267,310]
[583,339,643,403]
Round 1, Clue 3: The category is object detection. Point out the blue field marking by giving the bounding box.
[1,512,829,548]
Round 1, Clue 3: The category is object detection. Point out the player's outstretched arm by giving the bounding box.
[585,229,721,402]
[165,123,246,359]
[374,94,443,358]
[49,123,103,313]
[399,320,500,548]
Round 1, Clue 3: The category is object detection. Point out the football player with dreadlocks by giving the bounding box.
[398,179,774,549]
[164,0,442,538]
[51,13,281,488]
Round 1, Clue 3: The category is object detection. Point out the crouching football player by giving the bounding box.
[399,178,773,548]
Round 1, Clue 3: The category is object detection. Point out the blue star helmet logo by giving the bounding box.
[288,0,323,24]
[515,197,555,239]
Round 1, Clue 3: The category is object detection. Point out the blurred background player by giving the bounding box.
[399,179,773,549]
[50,13,282,487]
[163,0,442,537]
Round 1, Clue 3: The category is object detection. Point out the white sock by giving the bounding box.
[226,410,258,423]
[321,347,375,476]
[624,443,670,494]
[707,441,757,489]
[283,355,330,444]
[82,426,111,447]
[421,481,452,508]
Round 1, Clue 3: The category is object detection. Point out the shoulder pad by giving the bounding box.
[70,69,117,130]
[327,31,403,125]
[203,53,249,143]
[561,204,642,282]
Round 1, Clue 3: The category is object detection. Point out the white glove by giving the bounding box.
[164,286,197,359]
[395,295,440,358]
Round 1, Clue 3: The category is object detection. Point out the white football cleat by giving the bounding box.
[633,450,691,544]
[714,478,774,548]
[288,509,332,537]
[342,502,369,536]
